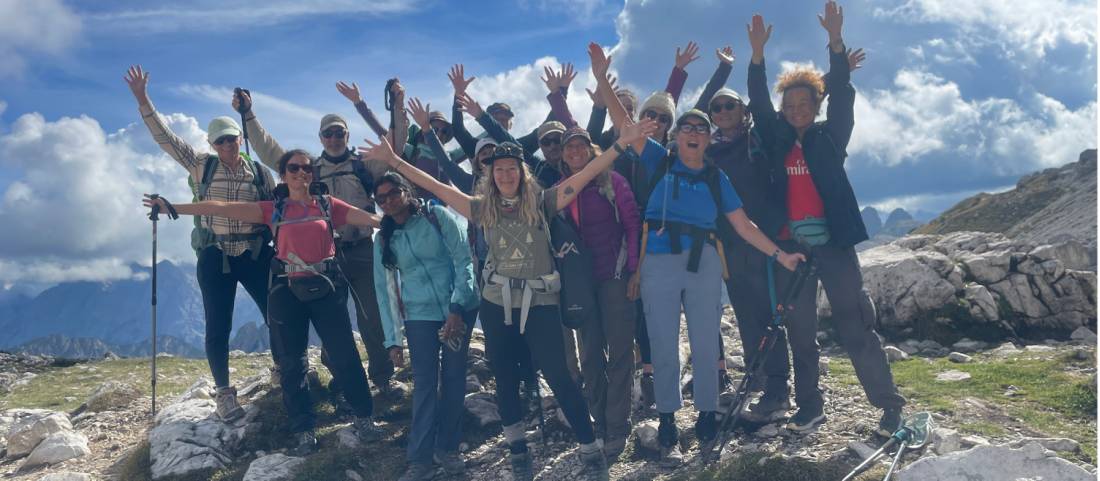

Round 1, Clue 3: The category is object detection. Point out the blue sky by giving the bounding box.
[0,0,1095,285]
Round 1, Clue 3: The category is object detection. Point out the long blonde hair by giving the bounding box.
[474,159,543,228]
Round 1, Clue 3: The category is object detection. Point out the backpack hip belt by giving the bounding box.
[275,257,340,277]
[645,219,728,276]
[485,272,560,334]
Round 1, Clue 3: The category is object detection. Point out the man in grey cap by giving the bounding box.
[235,84,409,400]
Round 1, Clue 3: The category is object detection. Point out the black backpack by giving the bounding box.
[542,206,598,330]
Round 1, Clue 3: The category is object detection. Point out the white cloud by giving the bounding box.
[0,0,81,78]
[464,56,598,138]
[87,0,419,33]
[848,69,1095,175]
[0,111,209,283]
[874,0,1096,58]
[517,0,609,23]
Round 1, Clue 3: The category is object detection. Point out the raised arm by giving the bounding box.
[555,119,657,210]
[359,136,474,219]
[125,65,204,175]
[447,65,479,159]
[388,80,410,154]
[693,46,735,111]
[585,75,615,140]
[235,91,286,171]
[143,195,264,223]
[746,14,780,148]
[588,43,648,154]
[544,64,579,128]
[408,98,475,193]
[665,41,699,102]
[820,0,855,154]
[337,81,388,138]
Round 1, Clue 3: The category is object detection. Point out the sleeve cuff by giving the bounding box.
[449,303,464,315]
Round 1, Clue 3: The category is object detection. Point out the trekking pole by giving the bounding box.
[702,252,816,460]
[234,88,251,157]
[146,195,179,417]
[841,412,933,481]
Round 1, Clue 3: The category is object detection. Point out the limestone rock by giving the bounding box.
[634,420,659,452]
[149,398,240,479]
[463,393,500,426]
[1029,242,1093,271]
[848,441,877,460]
[6,411,72,459]
[884,346,909,362]
[243,454,304,481]
[962,284,1000,322]
[895,441,1093,481]
[932,427,963,455]
[37,473,93,481]
[858,245,957,329]
[1008,437,1081,453]
[22,430,90,468]
[951,338,987,353]
[947,352,973,363]
[935,370,971,382]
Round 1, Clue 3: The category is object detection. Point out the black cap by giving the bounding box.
[482,141,525,164]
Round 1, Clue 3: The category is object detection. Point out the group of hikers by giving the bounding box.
[130,3,907,480]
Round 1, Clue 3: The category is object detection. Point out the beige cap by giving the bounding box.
[206,116,242,144]
[318,113,348,134]
[537,121,566,140]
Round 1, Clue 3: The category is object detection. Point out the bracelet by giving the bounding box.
[613,142,626,154]
[771,249,781,259]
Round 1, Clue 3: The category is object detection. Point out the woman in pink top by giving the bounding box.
[144,149,385,456]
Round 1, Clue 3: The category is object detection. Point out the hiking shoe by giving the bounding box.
[641,373,656,409]
[509,451,534,481]
[354,416,384,443]
[397,462,435,481]
[433,451,465,475]
[786,406,826,432]
[657,412,681,466]
[290,431,317,457]
[579,442,610,481]
[659,443,684,468]
[695,411,718,444]
[214,386,245,422]
[877,407,903,437]
[604,435,627,461]
[741,392,792,423]
[268,365,281,390]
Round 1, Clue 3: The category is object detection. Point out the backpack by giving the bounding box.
[315,151,377,214]
[188,153,273,255]
[542,205,598,330]
[270,192,340,302]
[645,153,736,244]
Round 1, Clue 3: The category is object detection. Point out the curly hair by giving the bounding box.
[276,149,315,175]
[775,67,825,106]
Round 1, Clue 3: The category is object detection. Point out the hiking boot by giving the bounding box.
[694,411,718,444]
[354,416,384,443]
[786,405,826,433]
[509,451,534,481]
[268,365,281,390]
[433,451,465,475]
[877,407,903,437]
[657,413,682,467]
[290,431,317,457]
[741,392,792,423]
[397,462,435,481]
[214,386,245,422]
[640,372,656,409]
[604,435,627,461]
[579,442,610,481]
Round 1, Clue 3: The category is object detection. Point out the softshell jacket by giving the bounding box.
[748,46,869,248]
[374,204,479,349]
[561,171,642,280]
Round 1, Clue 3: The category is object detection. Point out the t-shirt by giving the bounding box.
[260,196,351,268]
[778,142,825,240]
[637,138,743,254]
[470,187,558,308]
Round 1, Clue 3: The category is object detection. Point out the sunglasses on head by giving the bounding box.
[321,129,347,139]
[710,101,741,113]
[677,123,710,134]
[286,163,314,174]
[374,187,406,204]
[539,135,561,147]
[213,135,238,146]
[643,110,672,124]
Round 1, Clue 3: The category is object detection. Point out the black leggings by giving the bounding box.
[479,301,595,445]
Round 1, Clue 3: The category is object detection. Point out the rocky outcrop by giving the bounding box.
[5,411,73,459]
[896,441,1094,481]
[242,454,304,481]
[148,379,245,479]
[21,430,90,468]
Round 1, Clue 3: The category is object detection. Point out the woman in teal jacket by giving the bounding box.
[372,172,479,481]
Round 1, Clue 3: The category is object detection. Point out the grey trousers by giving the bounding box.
[578,278,636,438]
[640,245,724,413]
[778,241,906,411]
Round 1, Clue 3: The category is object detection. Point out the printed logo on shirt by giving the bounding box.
[511,247,525,260]
[525,232,533,243]
[787,157,810,176]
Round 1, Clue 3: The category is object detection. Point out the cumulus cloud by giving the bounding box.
[464,56,599,137]
[0,0,81,78]
[85,0,419,33]
[0,110,211,283]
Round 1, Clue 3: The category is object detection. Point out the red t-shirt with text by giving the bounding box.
[259,197,351,265]
[778,142,825,239]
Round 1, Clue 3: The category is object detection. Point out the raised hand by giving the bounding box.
[455,92,484,119]
[559,63,577,91]
[674,41,701,70]
[407,97,431,130]
[586,74,617,108]
[336,81,362,104]
[124,65,151,105]
[541,65,560,93]
[818,0,844,43]
[232,89,252,114]
[141,193,168,211]
[619,118,658,144]
[588,42,612,79]
[847,47,866,72]
[389,78,405,102]
[359,135,401,167]
[716,46,735,65]
[448,64,476,96]
[747,14,773,62]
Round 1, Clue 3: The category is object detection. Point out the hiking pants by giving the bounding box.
[641,245,724,413]
[196,244,282,388]
[337,238,394,386]
[269,277,374,433]
[578,278,635,438]
[479,301,596,445]
[724,241,790,396]
[634,300,652,365]
[405,311,477,463]
[779,241,906,411]
[562,326,582,384]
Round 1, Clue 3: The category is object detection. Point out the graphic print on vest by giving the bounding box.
[490,218,540,275]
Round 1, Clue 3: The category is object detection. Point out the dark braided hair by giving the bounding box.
[375,172,423,270]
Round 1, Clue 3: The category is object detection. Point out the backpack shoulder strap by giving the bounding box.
[421,199,446,241]
[197,155,220,200]
[703,164,724,210]
[350,154,376,198]
[645,153,676,200]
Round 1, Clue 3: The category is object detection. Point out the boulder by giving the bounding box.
[1007,437,1081,453]
[988,274,1049,319]
[951,338,987,353]
[858,245,957,329]
[463,393,500,426]
[1029,242,1093,271]
[21,430,90,468]
[895,442,1093,481]
[6,411,72,458]
[961,284,1000,322]
[947,352,973,363]
[1070,327,1097,344]
[634,420,659,452]
[931,427,963,455]
[243,454,304,481]
[148,399,241,479]
[336,426,360,449]
[935,370,971,382]
[954,250,1012,284]
[884,346,909,362]
[85,381,142,413]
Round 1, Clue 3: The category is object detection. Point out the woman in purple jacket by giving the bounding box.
[556,126,642,459]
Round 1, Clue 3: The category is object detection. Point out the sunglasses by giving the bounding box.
[539,135,561,147]
[677,123,711,134]
[374,188,406,204]
[213,135,238,146]
[432,125,453,138]
[286,164,314,174]
[643,110,672,124]
[710,101,742,113]
[321,129,347,139]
